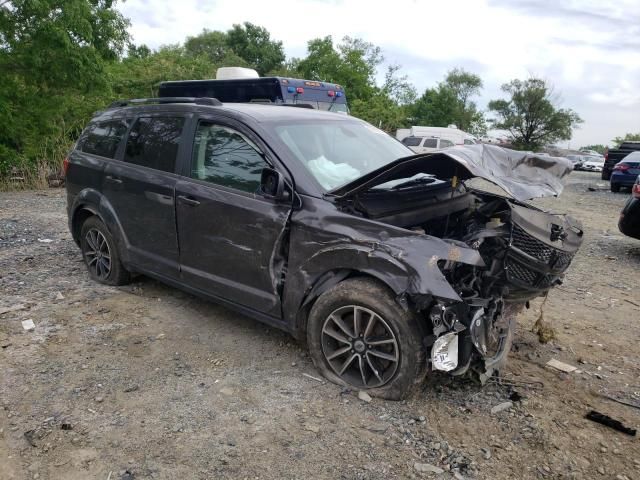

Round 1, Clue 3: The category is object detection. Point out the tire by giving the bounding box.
[601,170,611,180]
[80,216,131,286]
[610,183,620,193]
[306,277,426,400]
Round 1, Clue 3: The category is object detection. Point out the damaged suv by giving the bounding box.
[66,98,583,399]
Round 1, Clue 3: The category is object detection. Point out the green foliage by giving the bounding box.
[409,69,486,136]
[0,0,130,177]
[580,144,607,154]
[108,45,215,99]
[226,22,285,75]
[294,36,382,102]
[1,5,587,184]
[488,78,582,151]
[612,133,640,146]
[184,23,284,75]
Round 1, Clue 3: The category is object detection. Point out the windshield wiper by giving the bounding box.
[391,177,437,190]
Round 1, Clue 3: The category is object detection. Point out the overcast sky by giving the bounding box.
[118,0,639,147]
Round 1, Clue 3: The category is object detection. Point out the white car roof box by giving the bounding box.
[216,67,260,80]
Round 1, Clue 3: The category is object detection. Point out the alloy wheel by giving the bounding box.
[84,228,111,280]
[321,305,399,388]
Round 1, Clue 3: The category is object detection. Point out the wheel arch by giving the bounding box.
[291,266,411,339]
[69,188,130,263]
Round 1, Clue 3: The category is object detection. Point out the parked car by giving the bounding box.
[565,154,584,169]
[396,126,478,145]
[65,97,582,399]
[602,141,640,180]
[610,152,640,192]
[578,155,605,172]
[400,136,456,153]
[618,175,640,239]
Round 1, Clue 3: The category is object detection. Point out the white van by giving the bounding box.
[396,125,478,153]
[400,136,457,153]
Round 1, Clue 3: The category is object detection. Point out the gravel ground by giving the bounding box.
[1,171,639,480]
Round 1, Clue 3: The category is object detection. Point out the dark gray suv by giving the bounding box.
[65,98,582,399]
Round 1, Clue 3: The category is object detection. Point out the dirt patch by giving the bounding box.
[1,172,639,479]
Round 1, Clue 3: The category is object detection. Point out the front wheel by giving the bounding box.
[306,277,426,400]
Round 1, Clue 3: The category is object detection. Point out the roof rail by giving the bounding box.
[108,97,222,108]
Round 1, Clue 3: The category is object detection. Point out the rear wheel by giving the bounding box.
[307,277,426,400]
[80,216,130,286]
[602,170,611,180]
[611,183,621,192]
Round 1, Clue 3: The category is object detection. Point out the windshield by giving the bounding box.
[272,120,412,190]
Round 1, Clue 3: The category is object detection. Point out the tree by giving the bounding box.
[225,22,285,75]
[0,0,130,176]
[184,29,248,68]
[443,68,486,135]
[0,0,129,90]
[580,144,607,154]
[410,85,460,128]
[612,133,640,146]
[488,78,582,151]
[294,36,382,102]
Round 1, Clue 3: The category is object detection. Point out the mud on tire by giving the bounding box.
[307,277,427,400]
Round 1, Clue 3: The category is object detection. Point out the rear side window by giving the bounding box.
[78,120,129,158]
[402,137,422,147]
[440,139,454,148]
[423,138,438,148]
[191,121,267,193]
[124,117,185,173]
[463,139,475,145]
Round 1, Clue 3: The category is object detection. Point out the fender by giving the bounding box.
[70,188,132,266]
[282,239,483,332]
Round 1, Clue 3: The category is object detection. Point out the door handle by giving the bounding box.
[178,195,201,207]
[105,175,123,184]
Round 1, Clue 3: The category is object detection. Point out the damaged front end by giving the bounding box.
[330,145,584,382]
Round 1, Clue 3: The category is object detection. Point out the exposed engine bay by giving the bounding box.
[331,146,584,382]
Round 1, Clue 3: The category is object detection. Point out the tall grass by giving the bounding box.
[0,119,80,191]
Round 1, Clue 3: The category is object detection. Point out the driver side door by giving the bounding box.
[175,116,293,317]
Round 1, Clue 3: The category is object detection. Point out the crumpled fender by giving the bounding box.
[282,197,484,330]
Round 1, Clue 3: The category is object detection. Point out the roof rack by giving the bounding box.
[108,97,222,108]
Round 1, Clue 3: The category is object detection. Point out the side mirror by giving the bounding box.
[260,167,291,202]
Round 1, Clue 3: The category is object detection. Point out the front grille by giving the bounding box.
[505,258,538,285]
[511,224,554,263]
[506,223,576,289]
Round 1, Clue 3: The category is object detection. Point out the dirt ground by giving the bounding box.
[1,171,639,480]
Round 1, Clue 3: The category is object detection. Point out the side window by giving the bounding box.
[401,137,422,147]
[423,138,438,148]
[439,139,454,148]
[78,120,129,158]
[124,116,185,173]
[463,139,475,145]
[191,121,267,193]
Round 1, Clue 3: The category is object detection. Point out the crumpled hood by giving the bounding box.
[328,144,574,202]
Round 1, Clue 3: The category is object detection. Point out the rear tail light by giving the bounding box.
[613,163,630,172]
[62,157,70,176]
[633,182,640,199]
[296,87,304,94]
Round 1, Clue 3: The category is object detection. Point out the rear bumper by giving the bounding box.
[611,173,639,186]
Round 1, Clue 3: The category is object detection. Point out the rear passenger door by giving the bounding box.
[102,114,188,278]
[175,117,292,317]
